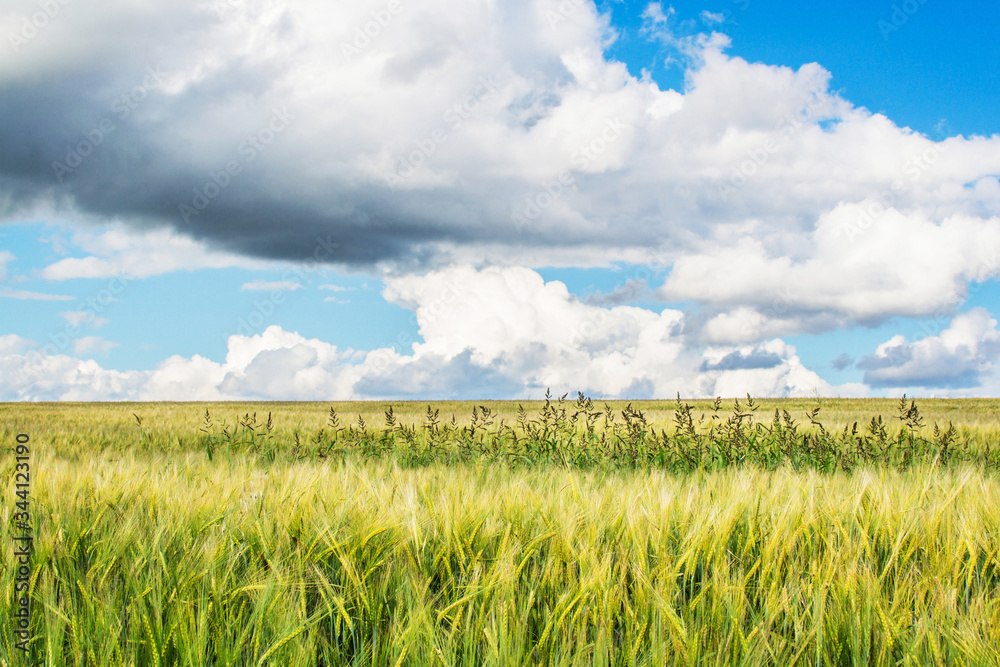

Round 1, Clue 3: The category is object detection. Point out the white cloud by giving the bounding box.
[73,337,118,356]
[41,224,266,280]
[0,250,14,281]
[0,265,855,400]
[241,281,302,291]
[144,327,361,401]
[1,0,999,397]
[642,2,672,28]
[319,284,352,292]
[0,334,33,355]
[699,306,810,345]
[662,208,1000,340]
[0,287,73,301]
[859,308,1000,390]
[0,352,143,401]
[60,311,108,329]
[1,0,996,341]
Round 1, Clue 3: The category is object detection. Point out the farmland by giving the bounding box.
[2,396,999,665]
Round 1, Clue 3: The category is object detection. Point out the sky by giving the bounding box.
[1,0,999,401]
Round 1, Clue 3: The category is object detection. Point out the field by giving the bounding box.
[2,396,999,665]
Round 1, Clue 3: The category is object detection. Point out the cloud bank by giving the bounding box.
[0,265,863,400]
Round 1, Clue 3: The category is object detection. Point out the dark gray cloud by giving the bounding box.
[858,309,1000,389]
[583,278,648,306]
[1,0,647,270]
[831,353,854,371]
[856,345,911,371]
[700,349,783,372]
[863,368,982,390]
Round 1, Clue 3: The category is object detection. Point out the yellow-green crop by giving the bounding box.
[0,446,998,664]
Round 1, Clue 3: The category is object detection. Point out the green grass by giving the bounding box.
[2,398,1000,665]
[4,394,1000,472]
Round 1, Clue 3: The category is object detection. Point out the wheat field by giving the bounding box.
[2,398,999,665]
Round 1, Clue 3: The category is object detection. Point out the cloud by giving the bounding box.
[697,306,818,345]
[0,265,852,400]
[0,250,13,281]
[40,225,265,280]
[831,353,854,371]
[0,352,142,401]
[0,0,996,328]
[583,278,648,306]
[642,2,673,30]
[2,0,999,384]
[60,311,108,329]
[858,308,1000,389]
[73,337,118,356]
[700,348,783,372]
[0,287,74,301]
[661,209,1000,338]
[319,284,354,302]
[241,281,302,291]
[0,334,33,355]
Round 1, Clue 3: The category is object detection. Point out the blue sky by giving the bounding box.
[1,0,999,400]
[600,0,1000,138]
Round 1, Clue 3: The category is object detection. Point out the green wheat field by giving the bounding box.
[2,395,999,666]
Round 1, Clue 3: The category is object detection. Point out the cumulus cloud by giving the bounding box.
[39,225,265,280]
[583,278,648,306]
[0,334,33,355]
[241,281,301,291]
[1,326,360,401]
[859,308,1000,390]
[0,265,855,400]
[0,352,142,401]
[73,336,118,356]
[2,0,999,399]
[663,208,1000,341]
[2,0,997,305]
